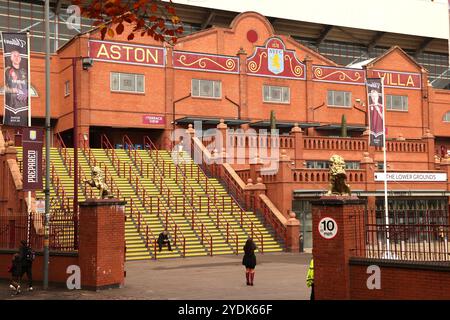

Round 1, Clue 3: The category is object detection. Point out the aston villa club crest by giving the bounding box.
[268,48,284,75]
[29,130,36,140]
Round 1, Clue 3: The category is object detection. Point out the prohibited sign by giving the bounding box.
[318,217,338,239]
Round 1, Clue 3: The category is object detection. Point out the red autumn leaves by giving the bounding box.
[71,0,184,44]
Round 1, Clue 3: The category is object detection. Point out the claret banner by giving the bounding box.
[22,127,43,191]
[1,32,30,127]
[366,78,385,147]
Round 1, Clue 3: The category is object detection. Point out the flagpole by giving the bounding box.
[43,0,50,290]
[381,79,390,257]
[27,30,32,246]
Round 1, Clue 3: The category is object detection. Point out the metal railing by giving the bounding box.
[135,136,214,255]
[101,135,127,178]
[128,197,159,259]
[118,143,188,257]
[352,208,450,261]
[174,162,240,254]
[190,140,266,252]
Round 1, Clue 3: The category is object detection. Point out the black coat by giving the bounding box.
[10,255,21,277]
[242,242,257,269]
[158,233,170,245]
[19,245,31,266]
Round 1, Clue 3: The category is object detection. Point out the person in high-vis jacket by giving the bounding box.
[306,259,314,300]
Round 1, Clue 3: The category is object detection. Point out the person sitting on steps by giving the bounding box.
[157,230,172,252]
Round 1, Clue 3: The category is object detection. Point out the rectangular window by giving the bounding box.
[443,112,450,122]
[306,160,360,169]
[327,90,351,107]
[110,72,145,94]
[386,95,408,111]
[263,85,290,103]
[191,79,221,98]
[64,81,70,97]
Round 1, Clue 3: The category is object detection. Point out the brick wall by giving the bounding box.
[0,250,78,285]
[349,258,450,300]
[311,197,366,300]
[312,198,450,300]
[78,199,126,290]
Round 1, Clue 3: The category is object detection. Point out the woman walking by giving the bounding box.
[242,238,257,286]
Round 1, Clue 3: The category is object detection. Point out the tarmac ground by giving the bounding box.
[0,252,311,300]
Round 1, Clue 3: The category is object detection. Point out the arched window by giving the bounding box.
[0,85,39,97]
[443,111,450,122]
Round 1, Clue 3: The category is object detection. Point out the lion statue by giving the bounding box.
[84,166,113,199]
[326,155,351,196]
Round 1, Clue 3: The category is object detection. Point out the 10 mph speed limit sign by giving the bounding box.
[318,217,338,239]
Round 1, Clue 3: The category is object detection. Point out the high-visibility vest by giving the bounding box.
[306,259,314,287]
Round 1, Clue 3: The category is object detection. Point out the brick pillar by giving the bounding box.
[304,56,314,136]
[422,129,435,170]
[186,124,195,158]
[291,123,304,168]
[286,212,300,252]
[237,48,248,119]
[249,158,263,183]
[311,196,366,300]
[217,119,228,159]
[268,150,293,218]
[78,199,126,290]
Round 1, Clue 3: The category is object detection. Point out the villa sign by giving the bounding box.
[374,172,447,182]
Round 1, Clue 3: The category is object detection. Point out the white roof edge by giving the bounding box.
[347,58,375,69]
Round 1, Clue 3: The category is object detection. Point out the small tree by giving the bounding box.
[341,114,348,138]
[72,0,184,44]
[270,110,277,132]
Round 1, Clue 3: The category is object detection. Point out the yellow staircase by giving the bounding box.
[141,149,283,254]
[16,142,283,260]
[119,148,218,257]
[86,148,179,260]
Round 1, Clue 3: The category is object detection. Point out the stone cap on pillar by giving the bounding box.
[186,124,195,135]
[362,126,370,136]
[361,152,374,164]
[280,150,291,162]
[422,129,434,139]
[79,198,127,207]
[246,178,266,191]
[217,119,227,129]
[290,123,303,133]
[287,211,300,226]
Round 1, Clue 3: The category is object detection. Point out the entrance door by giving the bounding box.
[293,200,313,252]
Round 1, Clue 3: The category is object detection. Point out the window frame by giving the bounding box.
[64,80,70,97]
[306,160,360,170]
[191,79,222,99]
[262,85,290,104]
[110,72,145,94]
[443,111,450,122]
[327,90,352,108]
[386,94,408,112]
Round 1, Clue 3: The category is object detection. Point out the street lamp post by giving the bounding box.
[43,0,50,290]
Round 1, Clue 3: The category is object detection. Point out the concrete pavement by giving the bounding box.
[0,252,311,300]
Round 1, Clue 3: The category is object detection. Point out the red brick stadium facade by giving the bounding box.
[2,12,450,250]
